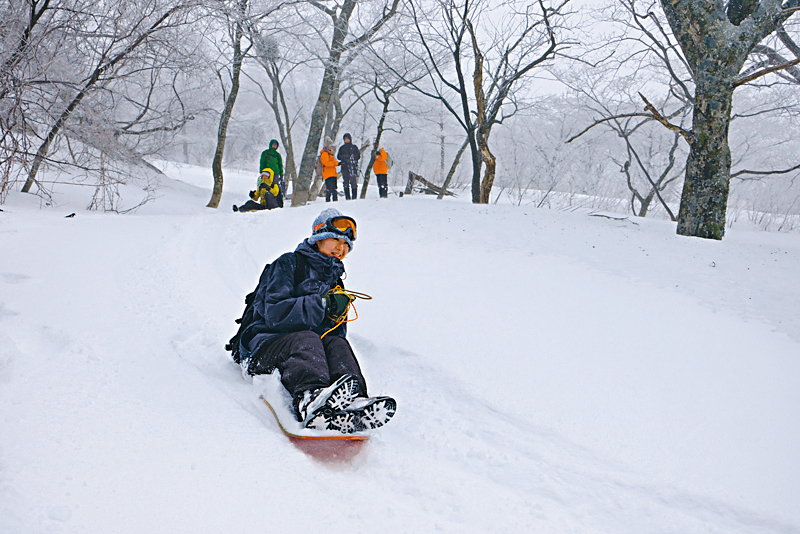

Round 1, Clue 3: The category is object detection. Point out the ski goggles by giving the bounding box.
[313,215,357,241]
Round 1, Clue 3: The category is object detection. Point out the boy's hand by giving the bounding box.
[323,289,354,321]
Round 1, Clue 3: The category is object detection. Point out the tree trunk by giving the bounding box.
[676,80,735,238]
[266,61,297,185]
[438,137,469,200]
[634,190,656,217]
[208,10,246,209]
[359,90,391,199]
[20,5,181,194]
[659,0,799,239]
[22,86,90,193]
[0,0,50,102]
[291,0,356,206]
[409,172,454,196]
[325,82,344,142]
[207,67,243,209]
[478,144,496,204]
[468,137,482,203]
[309,79,345,201]
[469,22,494,204]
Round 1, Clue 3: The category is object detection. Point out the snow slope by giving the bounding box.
[1,164,799,533]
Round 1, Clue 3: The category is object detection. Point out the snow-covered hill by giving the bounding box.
[2,164,799,533]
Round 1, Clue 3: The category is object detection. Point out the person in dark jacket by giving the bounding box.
[336,133,360,200]
[240,208,396,433]
[260,139,285,207]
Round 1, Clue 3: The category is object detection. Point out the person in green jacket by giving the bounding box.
[260,139,285,207]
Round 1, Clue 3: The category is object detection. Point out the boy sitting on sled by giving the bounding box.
[238,208,396,433]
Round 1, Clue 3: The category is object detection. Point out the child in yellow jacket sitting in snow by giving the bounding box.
[233,169,280,212]
[255,169,280,204]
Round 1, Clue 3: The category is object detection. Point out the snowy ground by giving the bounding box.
[1,163,799,533]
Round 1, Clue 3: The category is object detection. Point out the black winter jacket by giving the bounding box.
[247,240,346,360]
[336,142,361,178]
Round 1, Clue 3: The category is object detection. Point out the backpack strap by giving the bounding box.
[293,251,306,287]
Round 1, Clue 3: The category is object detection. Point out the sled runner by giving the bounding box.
[258,373,367,462]
[260,397,368,442]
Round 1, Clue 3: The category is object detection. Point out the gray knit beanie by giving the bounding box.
[308,208,355,251]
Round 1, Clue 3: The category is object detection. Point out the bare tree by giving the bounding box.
[403,0,569,204]
[19,1,198,195]
[350,34,426,198]
[249,33,303,186]
[290,0,400,206]
[310,79,372,199]
[1,0,204,209]
[659,0,800,239]
[207,0,252,209]
[437,136,469,199]
[564,0,800,232]
[358,82,400,198]
[0,0,54,200]
[557,0,691,219]
[617,129,682,218]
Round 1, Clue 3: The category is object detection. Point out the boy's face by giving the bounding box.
[316,237,350,260]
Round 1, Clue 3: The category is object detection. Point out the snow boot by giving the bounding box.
[338,396,397,433]
[297,374,360,431]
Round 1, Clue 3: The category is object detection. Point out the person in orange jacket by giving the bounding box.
[373,145,390,198]
[320,137,340,202]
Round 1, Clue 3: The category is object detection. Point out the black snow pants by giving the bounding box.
[324,177,338,202]
[376,174,388,198]
[342,171,358,200]
[249,331,367,416]
[236,193,279,212]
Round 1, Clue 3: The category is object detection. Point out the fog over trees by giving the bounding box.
[2,0,800,238]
